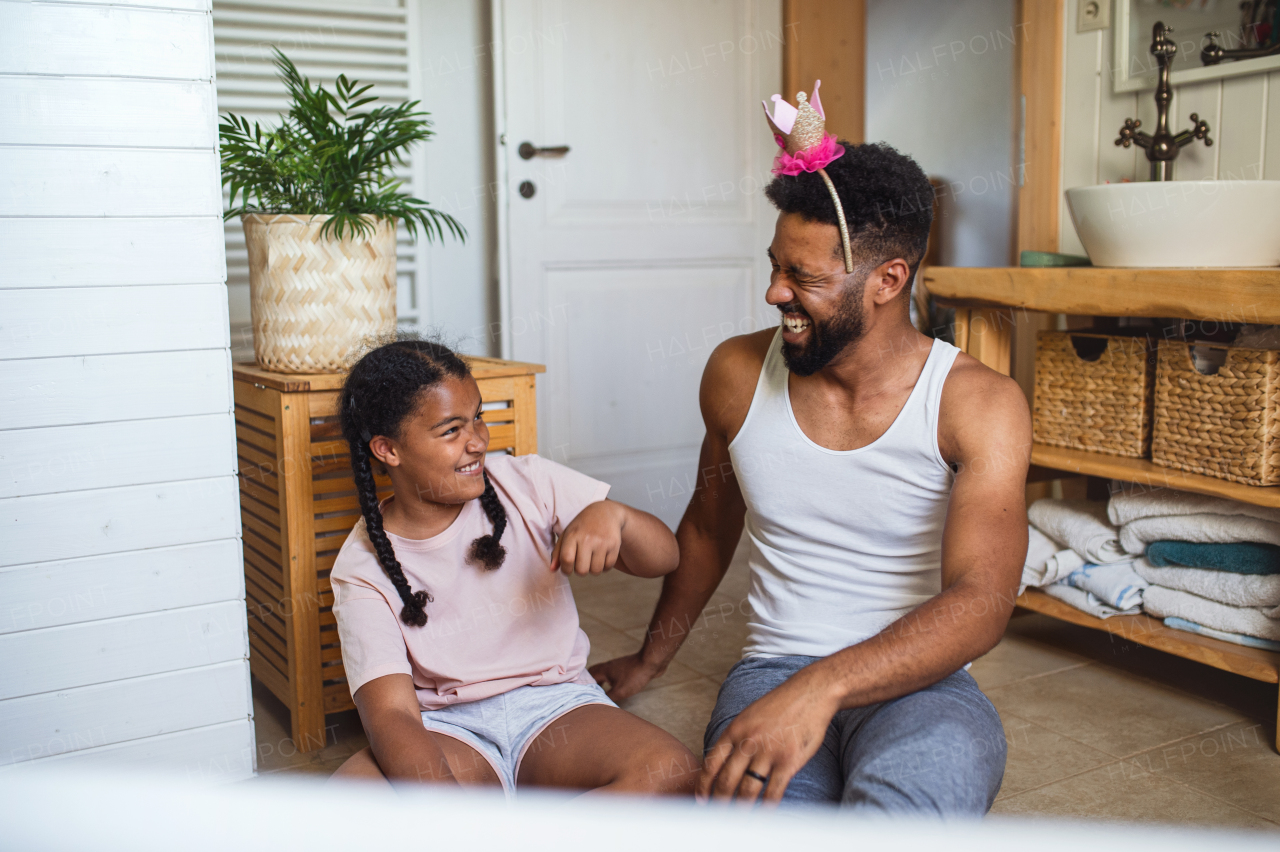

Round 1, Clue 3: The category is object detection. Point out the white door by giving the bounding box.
[496,0,782,526]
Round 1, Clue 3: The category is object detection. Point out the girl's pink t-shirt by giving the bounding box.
[331,453,609,710]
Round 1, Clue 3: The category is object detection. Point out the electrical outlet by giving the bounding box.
[1078,0,1110,33]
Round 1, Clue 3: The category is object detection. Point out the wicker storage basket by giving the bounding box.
[1033,331,1157,458]
[1152,340,1280,485]
[243,213,396,374]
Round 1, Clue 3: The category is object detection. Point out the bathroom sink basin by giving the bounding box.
[1065,181,1280,268]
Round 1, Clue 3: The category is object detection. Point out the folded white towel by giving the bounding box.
[1132,557,1280,608]
[1108,481,1280,527]
[1028,499,1128,564]
[1025,527,1058,573]
[1118,512,1280,555]
[1163,616,1280,651]
[1021,528,1054,595]
[1043,549,1085,586]
[1020,527,1085,593]
[1065,559,1147,610]
[1043,581,1140,619]
[1143,585,1280,641]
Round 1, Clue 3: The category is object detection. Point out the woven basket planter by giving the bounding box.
[1152,341,1280,485]
[243,213,397,374]
[1033,331,1157,458]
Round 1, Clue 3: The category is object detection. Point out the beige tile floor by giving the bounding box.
[249,544,1279,829]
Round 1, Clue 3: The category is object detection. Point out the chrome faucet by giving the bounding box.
[1115,22,1213,181]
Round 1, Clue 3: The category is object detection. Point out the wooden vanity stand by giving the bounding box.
[233,356,544,752]
[924,266,1280,751]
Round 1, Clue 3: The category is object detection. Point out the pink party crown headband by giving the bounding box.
[762,80,853,273]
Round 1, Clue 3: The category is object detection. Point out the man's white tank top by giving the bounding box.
[727,329,961,659]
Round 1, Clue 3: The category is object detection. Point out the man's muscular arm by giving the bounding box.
[588,334,763,700]
[699,355,1031,802]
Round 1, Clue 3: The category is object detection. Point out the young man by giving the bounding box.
[591,140,1031,813]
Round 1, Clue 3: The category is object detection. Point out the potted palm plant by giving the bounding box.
[220,49,464,373]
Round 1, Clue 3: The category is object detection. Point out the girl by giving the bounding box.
[328,339,696,796]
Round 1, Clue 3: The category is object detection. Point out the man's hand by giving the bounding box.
[588,653,663,702]
[697,669,836,804]
[552,500,626,576]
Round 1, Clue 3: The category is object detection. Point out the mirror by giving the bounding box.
[1114,0,1280,93]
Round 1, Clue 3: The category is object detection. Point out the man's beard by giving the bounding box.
[780,274,867,377]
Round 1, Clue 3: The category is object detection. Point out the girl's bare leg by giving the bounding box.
[328,745,394,788]
[515,704,699,796]
[327,732,502,789]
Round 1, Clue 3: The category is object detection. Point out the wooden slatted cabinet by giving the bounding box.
[233,357,544,752]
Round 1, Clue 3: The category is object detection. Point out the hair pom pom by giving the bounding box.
[468,470,508,570]
[400,590,430,627]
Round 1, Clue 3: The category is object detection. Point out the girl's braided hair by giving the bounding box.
[339,339,508,627]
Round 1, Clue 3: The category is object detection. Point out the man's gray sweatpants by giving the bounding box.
[704,655,1006,814]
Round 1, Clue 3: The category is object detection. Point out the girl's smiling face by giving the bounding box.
[368,374,490,507]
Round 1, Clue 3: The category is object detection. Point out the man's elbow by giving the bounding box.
[974,615,1011,657]
[958,580,1020,656]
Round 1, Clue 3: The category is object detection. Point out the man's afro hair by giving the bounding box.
[765,141,933,275]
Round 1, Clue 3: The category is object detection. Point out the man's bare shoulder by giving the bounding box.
[700,328,776,438]
[938,350,1032,466]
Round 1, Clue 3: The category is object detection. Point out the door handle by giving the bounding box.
[518,142,570,160]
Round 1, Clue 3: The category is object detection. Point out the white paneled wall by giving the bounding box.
[0,0,253,780]
[1059,0,1279,254]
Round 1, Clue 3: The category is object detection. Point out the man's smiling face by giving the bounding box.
[766,212,868,377]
